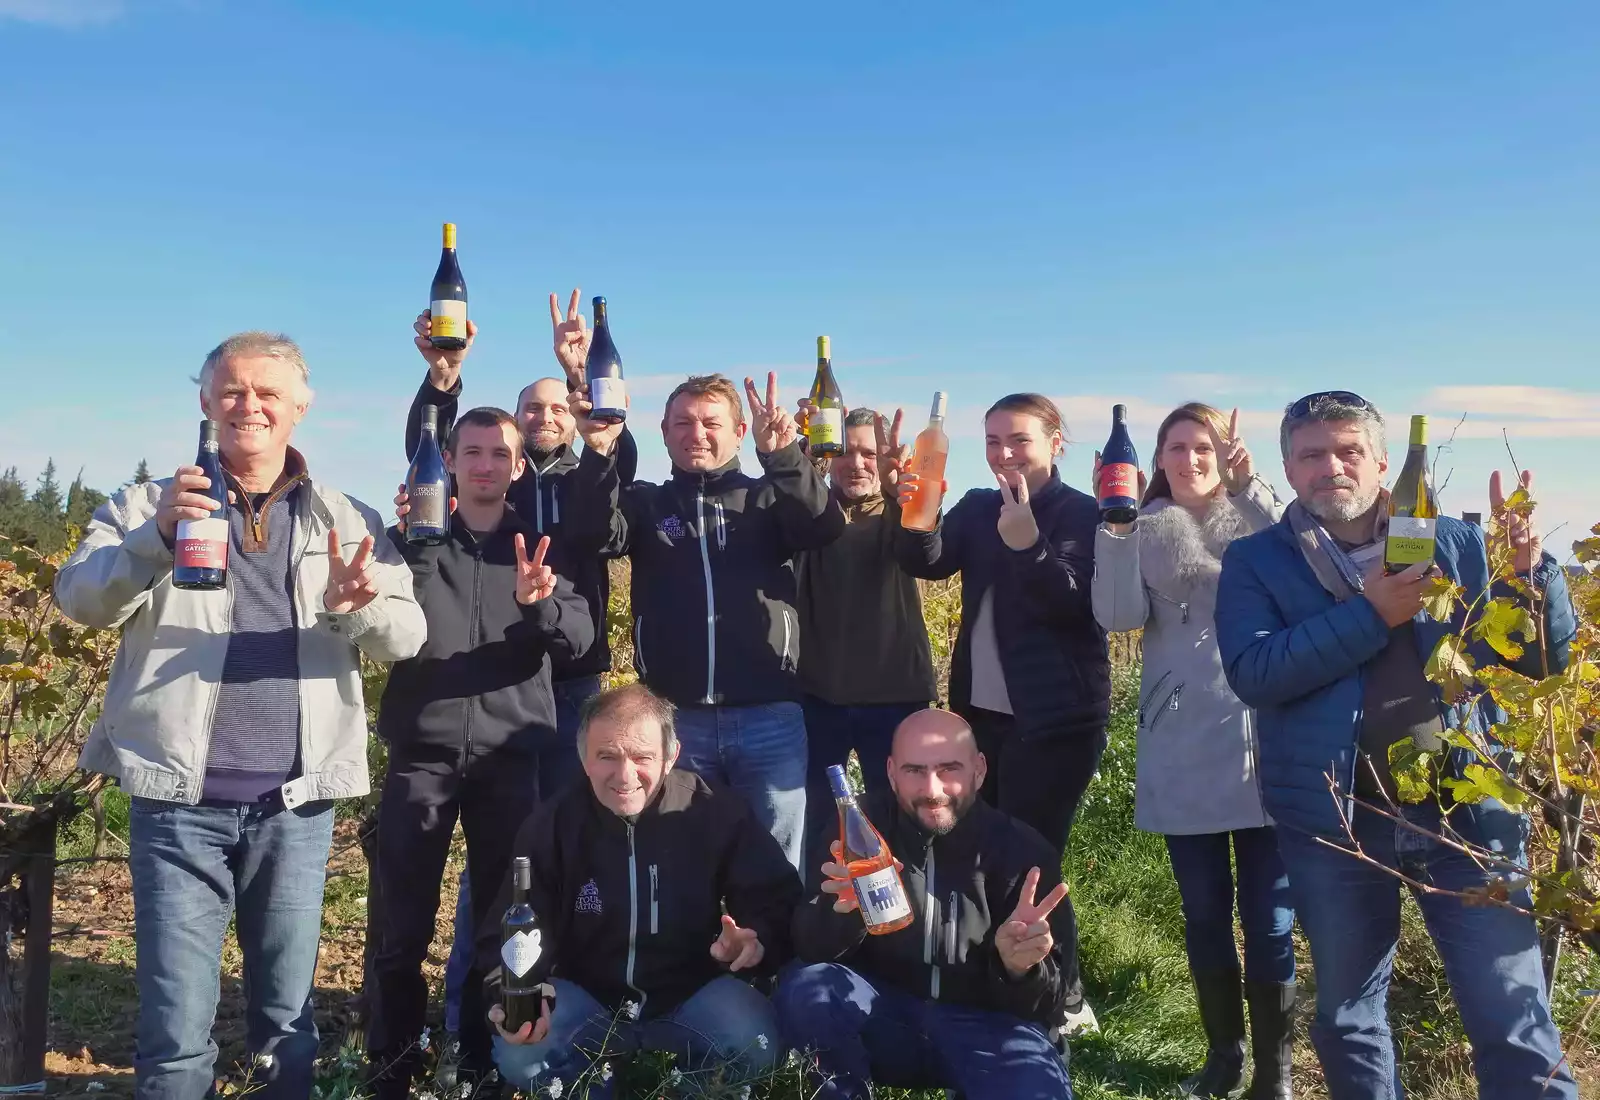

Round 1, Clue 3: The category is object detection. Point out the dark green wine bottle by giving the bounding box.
[807,336,844,458]
[587,296,627,424]
[501,856,546,1032]
[405,406,450,546]
[429,222,468,352]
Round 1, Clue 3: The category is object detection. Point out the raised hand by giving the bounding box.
[567,383,628,457]
[550,289,591,390]
[709,914,765,972]
[1091,452,1148,525]
[414,310,477,390]
[994,867,1070,978]
[819,840,902,915]
[514,533,557,605]
[156,465,225,543]
[1206,407,1254,494]
[487,996,552,1046]
[876,409,909,490]
[995,471,1040,551]
[324,529,380,614]
[745,372,798,454]
[393,482,456,534]
[1490,469,1543,575]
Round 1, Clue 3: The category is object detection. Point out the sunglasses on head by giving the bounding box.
[1285,390,1372,419]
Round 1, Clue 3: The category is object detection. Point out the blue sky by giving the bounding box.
[2,0,1597,549]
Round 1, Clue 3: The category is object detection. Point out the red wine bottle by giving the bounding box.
[173,420,229,591]
[405,405,451,546]
[587,296,627,424]
[1097,404,1140,526]
[501,856,549,1032]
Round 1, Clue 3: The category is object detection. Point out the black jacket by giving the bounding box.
[376,506,593,756]
[896,469,1110,740]
[792,792,1074,1026]
[478,769,803,1017]
[405,375,637,682]
[567,442,845,707]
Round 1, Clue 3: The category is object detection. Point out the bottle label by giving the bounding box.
[430,299,467,339]
[808,408,843,448]
[1385,516,1437,566]
[1098,462,1138,502]
[591,376,627,413]
[175,517,229,570]
[408,482,447,530]
[852,866,912,927]
[501,928,542,978]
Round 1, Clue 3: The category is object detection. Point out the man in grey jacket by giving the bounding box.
[56,332,425,1100]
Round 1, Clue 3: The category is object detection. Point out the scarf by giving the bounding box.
[1285,488,1390,601]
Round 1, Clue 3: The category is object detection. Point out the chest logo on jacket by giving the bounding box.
[575,878,604,915]
[657,515,688,541]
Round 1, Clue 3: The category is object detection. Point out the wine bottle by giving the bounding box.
[500,856,547,1033]
[900,392,950,533]
[587,296,627,425]
[1385,415,1438,573]
[405,405,451,546]
[806,335,845,458]
[1097,404,1140,526]
[429,222,468,352]
[828,764,914,935]
[173,420,229,591]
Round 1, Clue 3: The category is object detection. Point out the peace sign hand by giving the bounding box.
[324,529,380,614]
[514,533,557,605]
[549,289,591,390]
[1206,407,1254,494]
[995,471,1040,551]
[995,866,1070,978]
[1489,469,1542,575]
[745,372,798,454]
[876,409,910,490]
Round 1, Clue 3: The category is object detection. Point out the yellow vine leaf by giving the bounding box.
[1443,763,1527,809]
[1472,598,1536,661]
[1426,633,1477,704]
[1387,738,1435,804]
[1421,575,1463,622]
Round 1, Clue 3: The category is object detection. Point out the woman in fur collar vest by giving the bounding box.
[1091,403,1296,1100]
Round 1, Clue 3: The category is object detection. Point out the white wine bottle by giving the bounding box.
[429,222,468,351]
[1384,414,1438,573]
[806,336,844,458]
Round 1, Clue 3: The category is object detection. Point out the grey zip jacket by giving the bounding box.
[55,476,425,806]
[1091,477,1281,835]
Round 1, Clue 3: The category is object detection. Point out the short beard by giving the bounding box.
[912,792,975,836]
[1304,483,1381,524]
[835,481,879,503]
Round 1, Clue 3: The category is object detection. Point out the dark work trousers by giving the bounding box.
[966,705,1107,1013]
[366,742,540,1093]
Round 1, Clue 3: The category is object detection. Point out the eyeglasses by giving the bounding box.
[1285,390,1372,419]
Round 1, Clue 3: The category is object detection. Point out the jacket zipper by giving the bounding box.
[780,608,792,669]
[650,864,659,935]
[1138,671,1173,729]
[464,540,483,761]
[946,891,959,964]
[1150,589,1190,623]
[634,616,648,677]
[923,841,940,1000]
[531,453,563,534]
[625,824,645,1008]
[234,471,307,547]
[696,488,718,704]
[1147,683,1184,734]
[714,500,726,550]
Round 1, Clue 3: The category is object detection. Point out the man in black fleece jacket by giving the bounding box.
[566,372,844,870]
[368,406,593,1098]
[775,709,1077,1099]
[480,683,801,1094]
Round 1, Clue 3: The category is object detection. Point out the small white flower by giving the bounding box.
[600,1062,613,1082]
[785,1049,800,1068]
[253,1053,275,1071]
[85,1085,106,1094]
[621,1000,640,1021]
[738,1087,751,1100]
[668,1068,683,1084]
[756,1033,769,1050]
[419,1026,431,1053]
[546,1078,564,1099]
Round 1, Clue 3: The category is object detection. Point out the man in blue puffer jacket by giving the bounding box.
[1216,390,1578,1100]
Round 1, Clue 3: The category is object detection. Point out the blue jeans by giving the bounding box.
[673,701,808,870]
[1277,802,1576,1099]
[493,976,781,1098]
[129,796,335,1100]
[443,674,601,1033]
[801,696,924,872]
[1164,827,1295,983]
[774,962,1072,1099]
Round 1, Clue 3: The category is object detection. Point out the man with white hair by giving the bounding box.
[1216,391,1578,1099]
[56,332,425,1100]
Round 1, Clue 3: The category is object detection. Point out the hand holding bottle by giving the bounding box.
[392,484,456,535]
[995,867,1070,978]
[514,534,557,605]
[567,383,628,457]
[995,471,1040,551]
[819,840,903,915]
[1091,452,1148,535]
[156,466,225,543]
[1361,559,1433,627]
[1206,408,1254,494]
[549,289,591,390]
[1490,469,1543,574]
[744,372,798,454]
[488,996,552,1046]
[709,914,765,972]
[414,310,476,391]
[323,530,380,614]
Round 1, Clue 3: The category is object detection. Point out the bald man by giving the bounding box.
[776,709,1078,1099]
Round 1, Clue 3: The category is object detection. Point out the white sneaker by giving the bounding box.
[1059,997,1100,1037]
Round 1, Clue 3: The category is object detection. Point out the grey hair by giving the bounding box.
[1280,394,1386,461]
[844,407,880,430]
[577,682,678,756]
[196,331,314,405]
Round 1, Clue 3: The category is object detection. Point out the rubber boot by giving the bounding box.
[1245,979,1296,1100]
[1176,968,1246,1098]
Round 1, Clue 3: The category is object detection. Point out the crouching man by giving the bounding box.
[776,709,1076,1099]
[479,683,803,1096]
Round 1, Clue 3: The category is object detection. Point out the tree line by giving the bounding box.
[0,458,152,556]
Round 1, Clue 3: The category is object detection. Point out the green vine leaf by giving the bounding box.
[1421,575,1464,622]
[1388,738,1436,803]
[1472,599,1536,661]
[1426,633,1477,704]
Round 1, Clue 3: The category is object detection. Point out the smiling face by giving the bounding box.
[663,393,746,472]
[887,710,986,836]
[518,378,576,456]
[985,410,1060,492]
[446,420,525,507]
[582,713,678,817]
[1285,418,1388,524]
[831,423,882,501]
[199,355,308,470]
[1156,417,1223,507]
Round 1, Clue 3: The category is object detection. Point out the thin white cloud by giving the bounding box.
[1424,385,1600,441]
[0,0,124,27]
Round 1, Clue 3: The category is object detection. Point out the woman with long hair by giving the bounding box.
[896,392,1111,1037]
[1091,402,1294,1099]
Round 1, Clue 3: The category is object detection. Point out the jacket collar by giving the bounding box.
[836,490,885,521]
[582,768,698,837]
[526,441,579,478]
[669,456,742,489]
[448,500,537,547]
[890,792,994,861]
[1027,467,1068,507]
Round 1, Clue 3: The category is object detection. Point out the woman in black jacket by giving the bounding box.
[895,392,1110,1034]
